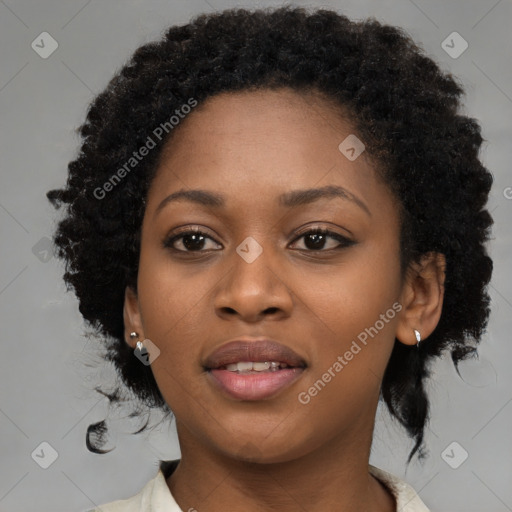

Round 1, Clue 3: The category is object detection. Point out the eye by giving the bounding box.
[163,227,355,254]
[163,228,221,253]
[289,228,355,252]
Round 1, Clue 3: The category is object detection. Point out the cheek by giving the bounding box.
[304,240,401,324]
[136,254,208,409]
[136,248,209,357]
[298,239,402,376]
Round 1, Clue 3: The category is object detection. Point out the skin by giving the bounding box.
[124,88,446,512]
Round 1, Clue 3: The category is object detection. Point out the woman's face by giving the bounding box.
[126,88,407,463]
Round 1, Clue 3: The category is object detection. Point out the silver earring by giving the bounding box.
[414,329,421,348]
[130,332,138,339]
[136,340,145,352]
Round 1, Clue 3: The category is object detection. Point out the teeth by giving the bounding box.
[235,361,253,372]
[253,362,270,371]
[224,361,289,372]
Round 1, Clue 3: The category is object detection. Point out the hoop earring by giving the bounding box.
[414,329,421,348]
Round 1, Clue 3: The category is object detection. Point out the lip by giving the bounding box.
[204,337,307,401]
[203,338,307,370]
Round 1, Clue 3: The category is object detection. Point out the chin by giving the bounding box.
[220,436,310,465]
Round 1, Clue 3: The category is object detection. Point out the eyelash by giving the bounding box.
[163,227,355,254]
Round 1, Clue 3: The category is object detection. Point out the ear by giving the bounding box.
[123,286,145,349]
[396,252,446,346]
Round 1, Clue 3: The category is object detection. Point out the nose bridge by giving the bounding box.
[214,233,293,319]
[231,233,278,295]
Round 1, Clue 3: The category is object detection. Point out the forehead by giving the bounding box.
[146,88,393,220]
[160,87,356,157]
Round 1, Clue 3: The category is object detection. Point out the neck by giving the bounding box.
[166,419,396,512]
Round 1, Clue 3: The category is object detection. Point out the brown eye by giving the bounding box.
[163,227,355,254]
[164,229,221,252]
[290,228,355,251]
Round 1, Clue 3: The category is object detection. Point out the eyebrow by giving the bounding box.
[154,185,371,217]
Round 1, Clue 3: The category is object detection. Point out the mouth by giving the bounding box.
[215,361,298,373]
[204,338,307,401]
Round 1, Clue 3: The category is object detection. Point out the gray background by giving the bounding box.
[0,0,511,511]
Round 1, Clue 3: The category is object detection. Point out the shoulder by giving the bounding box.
[91,466,182,512]
[369,464,430,512]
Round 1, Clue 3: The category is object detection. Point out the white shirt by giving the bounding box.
[91,460,430,512]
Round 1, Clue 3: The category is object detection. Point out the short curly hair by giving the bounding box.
[47,5,493,464]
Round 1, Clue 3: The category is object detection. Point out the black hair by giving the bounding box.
[47,5,493,465]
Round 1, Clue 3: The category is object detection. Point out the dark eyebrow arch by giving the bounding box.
[154,185,371,217]
[279,185,371,216]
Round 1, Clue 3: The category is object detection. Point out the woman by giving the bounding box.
[47,6,493,511]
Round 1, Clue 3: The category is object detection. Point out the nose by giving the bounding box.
[213,246,293,323]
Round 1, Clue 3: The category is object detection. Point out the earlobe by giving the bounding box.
[123,286,144,348]
[395,252,446,346]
